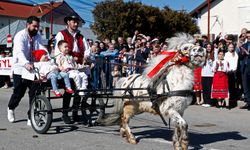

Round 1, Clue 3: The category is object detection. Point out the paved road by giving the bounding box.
[0,88,249,150]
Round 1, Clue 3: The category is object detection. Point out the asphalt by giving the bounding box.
[0,88,250,150]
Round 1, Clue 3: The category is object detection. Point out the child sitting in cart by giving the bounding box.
[56,40,88,96]
[32,49,74,97]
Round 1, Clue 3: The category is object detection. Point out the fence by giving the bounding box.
[90,53,145,90]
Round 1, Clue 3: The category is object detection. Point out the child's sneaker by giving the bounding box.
[53,90,62,97]
[78,88,85,96]
[65,88,74,93]
[79,91,85,96]
[7,108,15,123]
[2,84,9,89]
[27,119,31,126]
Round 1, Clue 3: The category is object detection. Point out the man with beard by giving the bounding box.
[7,16,47,126]
[54,15,91,124]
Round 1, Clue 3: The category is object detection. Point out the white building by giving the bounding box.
[190,0,250,38]
[0,0,96,48]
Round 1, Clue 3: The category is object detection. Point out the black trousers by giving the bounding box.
[201,77,213,105]
[62,79,82,115]
[228,71,237,100]
[62,92,81,113]
[0,75,10,87]
[242,67,250,105]
[8,74,39,118]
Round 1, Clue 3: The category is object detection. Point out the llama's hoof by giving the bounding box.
[127,138,137,144]
[173,142,182,150]
[181,141,188,150]
[174,145,182,150]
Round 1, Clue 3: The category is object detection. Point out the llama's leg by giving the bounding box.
[120,101,140,144]
[172,125,182,150]
[120,100,157,143]
[119,99,128,138]
[120,122,126,138]
[168,109,189,150]
[180,122,188,150]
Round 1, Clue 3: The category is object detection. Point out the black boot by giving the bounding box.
[95,107,105,126]
[226,106,231,110]
[82,111,89,125]
[80,100,90,125]
[62,113,72,124]
[72,111,81,122]
[96,98,105,121]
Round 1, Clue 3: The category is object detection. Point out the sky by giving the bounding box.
[11,0,205,27]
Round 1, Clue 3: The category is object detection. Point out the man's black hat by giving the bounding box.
[64,15,85,24]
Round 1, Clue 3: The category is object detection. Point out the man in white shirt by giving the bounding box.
[54,15,91,124]
[7,16,47,126]
[225,43,239,102]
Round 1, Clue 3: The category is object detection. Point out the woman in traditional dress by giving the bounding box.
[211,50,230,109]
[193,66,203,105]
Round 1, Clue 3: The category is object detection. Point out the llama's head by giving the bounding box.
[188,45,206,68]
[167,33,206,69]
[143,33,206,80]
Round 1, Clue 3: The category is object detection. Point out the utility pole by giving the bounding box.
[49,0,54,37]
[207,0,210,42]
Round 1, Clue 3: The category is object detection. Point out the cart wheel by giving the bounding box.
[30,95,52,134]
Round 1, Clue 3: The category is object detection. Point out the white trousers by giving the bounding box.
[68,70,88,90]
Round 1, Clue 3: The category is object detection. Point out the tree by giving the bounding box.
[91,0,199,40]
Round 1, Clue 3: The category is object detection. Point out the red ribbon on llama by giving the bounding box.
[147,51,177,78]
[147,51,190,78]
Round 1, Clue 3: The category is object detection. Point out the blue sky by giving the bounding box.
[128,0,204,11]
[11,0,205,27]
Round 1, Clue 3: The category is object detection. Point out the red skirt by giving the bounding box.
[211,71,228,99]
[193,67,202,91]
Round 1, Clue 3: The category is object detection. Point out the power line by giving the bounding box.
[10,0,96,25]
[73,0,96,8]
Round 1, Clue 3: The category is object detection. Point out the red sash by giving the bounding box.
[60,29,85,64]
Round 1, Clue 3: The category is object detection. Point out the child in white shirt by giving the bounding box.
[56,40,88,95]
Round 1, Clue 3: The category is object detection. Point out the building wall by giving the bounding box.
[0,17,97,46]
[0,15,20,29]
[0,16,26,45]
[197,0,250,37]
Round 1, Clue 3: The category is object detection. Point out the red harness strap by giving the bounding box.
[147,51,189,78]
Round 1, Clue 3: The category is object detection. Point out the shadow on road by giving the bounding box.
[134,127,247,149]
[46,125,79,134]
[189,131,247,149]
[14,119,27,123]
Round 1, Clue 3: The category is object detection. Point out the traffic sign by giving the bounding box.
[6,34,12,48]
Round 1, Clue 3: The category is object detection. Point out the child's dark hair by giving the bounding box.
[58,40,68,48]
[228,42,235,48]
[218,49,225,54]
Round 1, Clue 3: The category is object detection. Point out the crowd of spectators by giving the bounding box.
[77,28,250,110]
[194,28,250,110]
[1,27,250,110]
[75,31,167,90]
